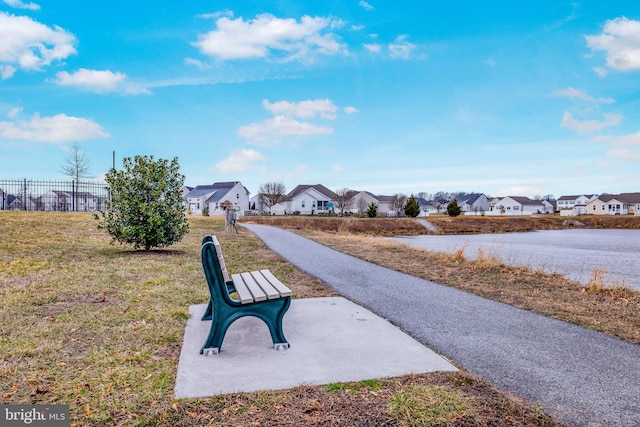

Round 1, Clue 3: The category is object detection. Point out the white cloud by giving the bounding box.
[388,35,416,59]
[0,12,76,75]
[606,148,640,160]
[193,13,347,62]
[593,66,608,77]
[3,0,40,10]
[585,17,640,71]
[554,87,614,104]
[561,111,622,134]
[210,149,265,174]
[184,57,212,70]
[358,1,374,11]
[7,107,22,118]
[57,68,127,92]
[54,69,149,95]
[1,64,16,80]
[555,87,595,102]
[332,164,346,173]
[343,106,358,114]
[238,115,333,143]
[0,112,109,143]
[594,132,640,147]
[262,99,339,119]
[198,10,234,20]
[364,43,381,53]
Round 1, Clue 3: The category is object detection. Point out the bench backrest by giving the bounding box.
[201,235,234,306]
[202,235,230,282]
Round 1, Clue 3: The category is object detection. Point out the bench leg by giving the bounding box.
[201,300,213,321]
[200,297,291,355]
[200,314,234,355]
[265,297,291,350]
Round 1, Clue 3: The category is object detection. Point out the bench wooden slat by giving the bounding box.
[259,269,292,297]
[231,273,254,304]
[240,272,267,302]
[211,236,230,282]
[250,271,281,299]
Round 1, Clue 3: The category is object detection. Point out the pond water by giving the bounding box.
[388,229,640,290]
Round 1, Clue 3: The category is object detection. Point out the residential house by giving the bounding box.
[7,195,37,211]
[272,184,337,215]
[185,181,250,216]
[37,190,99,212]
[39,190,71,211]
[457,193,489,215]
[345,191,400,216]
[586,192,640,216]
[416,197,436,217]
[556,194,597,216]
[486,196,546,216]
[621,192,640,215]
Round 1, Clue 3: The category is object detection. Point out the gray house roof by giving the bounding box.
[286,184,337,200]
[506,196,543,206]
[187,181,249,203]
[557,194,595,201]
[457,193,484,205]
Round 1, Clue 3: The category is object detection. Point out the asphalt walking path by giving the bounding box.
[242,223,640,427]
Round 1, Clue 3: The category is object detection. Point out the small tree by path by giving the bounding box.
[366,202,378,218]
[404,195,421,218]
[97,155,189,250]
[447,199,462,217]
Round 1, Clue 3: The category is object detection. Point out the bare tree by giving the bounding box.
[61,143,92,182]
[258,182,287,213]
[334,187,355,215]
[390,193,407,217]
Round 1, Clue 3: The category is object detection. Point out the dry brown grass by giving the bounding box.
[0,211,563,426]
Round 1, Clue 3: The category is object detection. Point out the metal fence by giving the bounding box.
[0,179,109,212]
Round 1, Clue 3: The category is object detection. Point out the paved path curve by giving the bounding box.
[242,224,640,427]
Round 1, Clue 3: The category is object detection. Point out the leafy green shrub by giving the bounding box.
[96,155,189,250]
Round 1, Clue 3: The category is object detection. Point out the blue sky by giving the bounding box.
[1,1,639,198]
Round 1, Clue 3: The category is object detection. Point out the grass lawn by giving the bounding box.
[0,211,588,425]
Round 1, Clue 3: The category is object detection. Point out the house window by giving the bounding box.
[301,201,305,208]
[514,206,520,211]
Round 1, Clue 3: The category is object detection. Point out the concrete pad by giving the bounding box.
[175,297,457,398]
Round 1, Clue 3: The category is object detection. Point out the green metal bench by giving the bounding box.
[200,235,291,355]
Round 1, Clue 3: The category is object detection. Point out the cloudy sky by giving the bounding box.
[1,1,639,198]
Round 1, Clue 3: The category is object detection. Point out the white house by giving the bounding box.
[557,194,597,216]
[416,197,436,217]
[457,193,489,215]
[346,191,400,216]
[185,181,249,216]
[272,184,337,215]
[586,193,640,216]
[486,196,546,216]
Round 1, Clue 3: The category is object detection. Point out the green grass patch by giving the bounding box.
[325,379,383,394]
[389,384,475,426]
